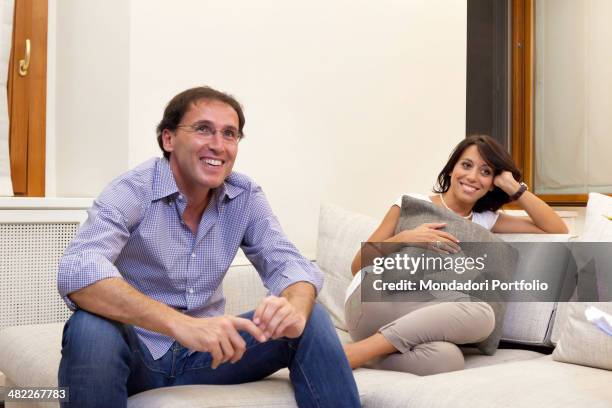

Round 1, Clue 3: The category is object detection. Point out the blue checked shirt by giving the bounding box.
[58,158,323,360]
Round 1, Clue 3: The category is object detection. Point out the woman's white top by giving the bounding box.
[344,193,499,303]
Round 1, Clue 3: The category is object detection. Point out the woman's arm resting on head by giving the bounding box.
[491,171,569,234]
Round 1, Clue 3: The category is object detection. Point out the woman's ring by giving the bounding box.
[435,240,442,249]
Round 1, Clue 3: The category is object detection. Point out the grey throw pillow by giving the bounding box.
[393,195,518,355]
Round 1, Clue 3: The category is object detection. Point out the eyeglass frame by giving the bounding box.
[175,120,243,144]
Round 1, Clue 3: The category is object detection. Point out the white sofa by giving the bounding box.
[1,203,611,407]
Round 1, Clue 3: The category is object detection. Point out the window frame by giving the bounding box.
[511,0,602,206]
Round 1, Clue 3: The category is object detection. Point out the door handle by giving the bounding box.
[18,38,31,76]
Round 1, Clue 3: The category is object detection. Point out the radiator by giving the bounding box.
[0,198,92,331]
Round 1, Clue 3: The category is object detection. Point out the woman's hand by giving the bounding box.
[389,223,461,254]
[493,170,520,195]
[490,172,569,234]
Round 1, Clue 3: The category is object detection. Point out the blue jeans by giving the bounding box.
[58,304,360,408]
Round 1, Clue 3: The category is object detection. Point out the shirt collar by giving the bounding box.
[214,176,244,205]
[152,158,244,203]
[152,158,180,201]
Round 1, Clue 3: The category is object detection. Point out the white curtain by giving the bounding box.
[534,0,612,194]
[0,0,13,196]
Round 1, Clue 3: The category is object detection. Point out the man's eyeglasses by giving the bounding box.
[176,121,242,144]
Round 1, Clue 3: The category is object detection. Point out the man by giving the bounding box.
[57,86,360,408]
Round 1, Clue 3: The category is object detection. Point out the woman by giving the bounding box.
[344,134,568,376]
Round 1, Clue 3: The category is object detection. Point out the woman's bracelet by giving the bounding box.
[510,182,528,201]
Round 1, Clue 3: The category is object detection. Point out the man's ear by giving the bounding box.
[162,129,175,153]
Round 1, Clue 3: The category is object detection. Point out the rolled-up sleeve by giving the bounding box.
[241,187,323,296]
[57,196,136,310]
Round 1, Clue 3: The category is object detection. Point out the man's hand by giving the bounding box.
[171,315,266,369]
[253,296,307,340]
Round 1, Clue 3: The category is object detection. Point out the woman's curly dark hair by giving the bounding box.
[433,134,521,213]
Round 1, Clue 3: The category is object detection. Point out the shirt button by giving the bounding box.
[191,252,196,258]
[187,288,194,294]
[178,194,184,200]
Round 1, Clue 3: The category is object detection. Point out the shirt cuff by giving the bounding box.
[57,252,124,311]
[267,260,324,297]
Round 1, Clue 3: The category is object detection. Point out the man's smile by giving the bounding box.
[200,157,224,167]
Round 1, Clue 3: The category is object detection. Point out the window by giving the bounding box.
[513,0,612,205]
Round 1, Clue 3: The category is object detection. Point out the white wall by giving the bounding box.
[54,0,131,197]
[51,0,467,255]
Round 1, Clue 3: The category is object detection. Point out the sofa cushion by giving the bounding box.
[552,193,612,343]
[316,204,378,330]
[461,347,545,369]
[223,264,269,316]
[553,302,612,370]
[551,301,571,345]
[365,355,612,408]
[128,378,297,407]
[575,193,612,301]
[128,368,416,408]
[0,323,63,391]
[0,321,417,407]
[496,233,574,346]
[582,193,612,241]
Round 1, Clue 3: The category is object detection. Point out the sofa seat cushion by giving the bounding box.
[367,355,612,408]
[462,348,545,369]
[0,324,542,390]
[128,379,297,408]
[0,323,603,408]
[129,368,415,408]
[0,323,417,407]
[0,323,63,390]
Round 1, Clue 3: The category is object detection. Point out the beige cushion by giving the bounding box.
[316,203,378,330]
[574,193,612,301]
[551,194,612,343]
[462,348,544,369]
[129,368,416,408]
[0,321,605,408]
[223,264,268,316]
[553,302,612,370]
[551,301,577,345]
[128,377,297,408]
[365,356,612,408]
[0,323,63,390]
[496,233,573,346]
[582,193,612,241]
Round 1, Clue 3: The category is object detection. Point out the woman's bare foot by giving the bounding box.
[343,333,397,369]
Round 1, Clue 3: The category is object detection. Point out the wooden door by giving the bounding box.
[8,0,47,196]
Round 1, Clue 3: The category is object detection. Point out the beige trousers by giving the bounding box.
[345,287,495,376]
